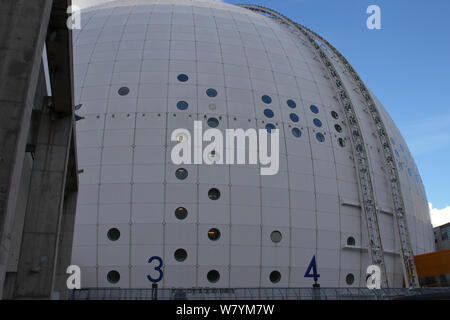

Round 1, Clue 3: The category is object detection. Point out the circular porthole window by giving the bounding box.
[262,95,272,104]
[310,105,319,114]
[331,111,339,119]
[316,132,325,142]
[265,123,276,133]
[177,74,188,82]
[118,87,130,96]
[206,88,217,97]
[292,127,302,138]
[289,113,299,123]
[208,228,221,241]
[175,168,188,180]
[338,138,346,148]
[334,124,342,133]
[177,133,188,143]
[346,273,355,285]
[270,271,281,283]
[264,109,274,118]
[207,270,220,283]
[175,207,188,220]
[270,231,282,243]
[207,150,220,162]
[287,99,296,108]
[347,236,356,246]
[107,228,120,241]
[207,117,219,128]
[177,101,189,110]
[313,118,322,127]
[208,188,221,200]
[174,248,188,262]
[107,270,120,284]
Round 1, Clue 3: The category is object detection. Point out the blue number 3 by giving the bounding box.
[147,256,163,283]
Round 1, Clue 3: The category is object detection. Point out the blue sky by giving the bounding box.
[74,0,450,225]
[226,0,450,213]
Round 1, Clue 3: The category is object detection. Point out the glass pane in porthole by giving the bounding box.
[206,88,217,97]
[292,127,301,138]
[177,74,188,82]
[262,95,272,104]
[264,109,274,118]
[287,99,296,108]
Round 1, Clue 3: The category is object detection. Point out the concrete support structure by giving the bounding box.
[0,0,78,299]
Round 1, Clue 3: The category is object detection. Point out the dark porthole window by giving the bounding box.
[292,127,302,138]
[175,168,188,180]
[206,88,217,97]
[310,105,319,114]
[208,228,221,241]
[313,118,322,127]
[264,109,274,118]
[270,231,282,243]
[316,132,325,142]
[289,113,299,123]
[262,95,272,104]
[177,101,189,110]
[346,273,355,285]
[107,270,120,284]
[331,111,339,119]
[334,124,342,133]
[107,228,120,241]
[287,99,296,108]
[338,138,346,148]
[177,74,188,82]
[207,117,219,128]
[208,150,220,162]
[208,188,221,200]
[265,123,276,133]
[175,207,188,220]
[347,236,356,246]
[207,270,220,283]
[270,271,281,283]
[118,87,130,96]
[174,248,187,262]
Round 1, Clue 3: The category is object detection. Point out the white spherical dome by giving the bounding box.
[71,0,434,289]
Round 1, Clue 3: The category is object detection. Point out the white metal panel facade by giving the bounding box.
[71,0,434,289]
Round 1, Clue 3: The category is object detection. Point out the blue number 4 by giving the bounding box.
[147,256,163,283]
[304,255,320,282]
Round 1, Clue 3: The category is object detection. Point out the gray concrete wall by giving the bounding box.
[0,0,78,299]
[0,0,54,299]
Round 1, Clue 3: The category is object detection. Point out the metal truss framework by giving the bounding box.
[238,4,419,288]
[69,287,450,300]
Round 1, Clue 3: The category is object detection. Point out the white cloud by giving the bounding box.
[429,203,450,227]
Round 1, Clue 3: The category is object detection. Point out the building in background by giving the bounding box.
[415,249,450,287]
[434,223,450,251]
[0,0,78,299]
